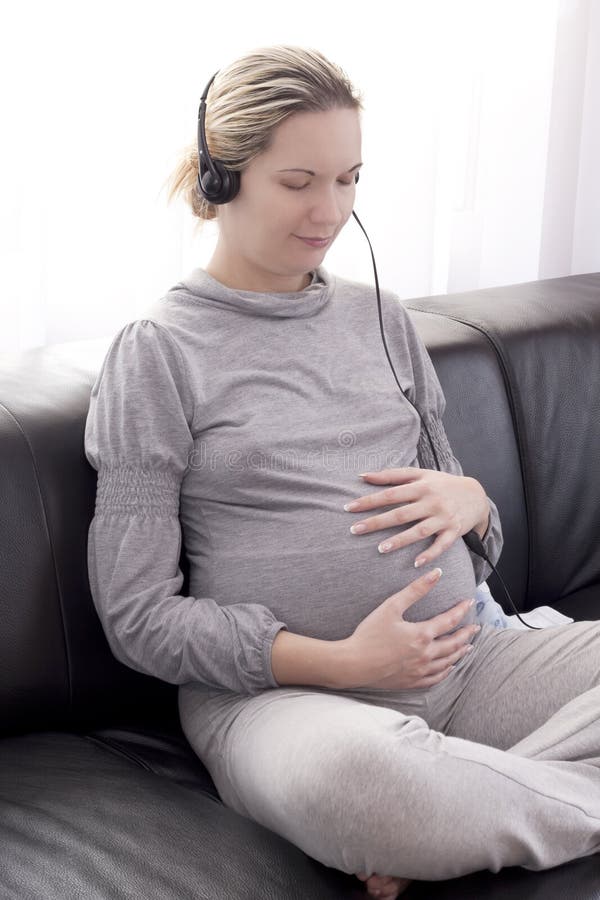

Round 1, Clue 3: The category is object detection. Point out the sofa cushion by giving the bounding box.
[0,729,360,899]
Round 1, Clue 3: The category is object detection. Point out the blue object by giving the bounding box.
[474,581,509,628]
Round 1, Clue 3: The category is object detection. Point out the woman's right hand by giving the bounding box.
[340,568,480,691]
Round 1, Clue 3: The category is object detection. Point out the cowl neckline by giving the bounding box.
[173,265,333,319]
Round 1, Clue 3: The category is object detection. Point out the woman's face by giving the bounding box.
[210,106,362,292]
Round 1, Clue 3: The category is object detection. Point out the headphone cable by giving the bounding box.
[351,209,540,630]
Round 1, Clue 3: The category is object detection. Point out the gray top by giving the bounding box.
[84,265,503,696]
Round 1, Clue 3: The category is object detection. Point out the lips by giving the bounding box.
[294,235,332,247]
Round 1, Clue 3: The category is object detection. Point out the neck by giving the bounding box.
[205,250,312,294]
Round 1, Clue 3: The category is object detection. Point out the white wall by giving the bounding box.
[0,0,598,351]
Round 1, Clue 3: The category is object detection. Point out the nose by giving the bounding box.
[307,184,345,229]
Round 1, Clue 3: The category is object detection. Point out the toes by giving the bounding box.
[355,872,411,899]
[370,887,400,900]
[368,875,394,888]
[365,876,395,898]
[356,872,386,884]
[366,876,412,899]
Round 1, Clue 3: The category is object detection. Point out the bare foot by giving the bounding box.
[356,871,412,898]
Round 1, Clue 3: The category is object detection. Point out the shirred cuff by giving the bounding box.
[417,414,456,470]
[262,621,289,689]
[95,464,182,518]
[480,498,493,544]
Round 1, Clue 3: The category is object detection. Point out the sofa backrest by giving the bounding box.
[0,272,598,735]
[0,339,184,736]
[408,271,600,618]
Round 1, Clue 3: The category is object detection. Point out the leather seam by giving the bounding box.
[82,733,154,772]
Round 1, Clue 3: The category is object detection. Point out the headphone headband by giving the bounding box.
[196,70,241,205]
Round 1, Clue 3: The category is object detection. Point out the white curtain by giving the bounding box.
[1,0,598,352]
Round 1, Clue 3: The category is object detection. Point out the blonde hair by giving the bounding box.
[163,45,363,233]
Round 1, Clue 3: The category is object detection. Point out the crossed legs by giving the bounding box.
[181,621,600,882]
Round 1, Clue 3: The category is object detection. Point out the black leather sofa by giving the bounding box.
[1,272,599,899]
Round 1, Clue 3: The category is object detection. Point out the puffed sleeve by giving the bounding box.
[84,318,288,695]
[389,295,503,585]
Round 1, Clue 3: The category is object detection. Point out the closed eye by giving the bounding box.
[284,180,355,191]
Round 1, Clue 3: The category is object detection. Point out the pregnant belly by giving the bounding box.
[192,530,478,642]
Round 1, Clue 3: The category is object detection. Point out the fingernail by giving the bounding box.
[358,472,370,477]
[426,567,442,582]
[469,599,476,607]
[414,556,426,568]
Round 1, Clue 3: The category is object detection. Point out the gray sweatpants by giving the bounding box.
[178,620,600,881]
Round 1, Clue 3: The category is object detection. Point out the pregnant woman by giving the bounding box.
[84,45,600,898]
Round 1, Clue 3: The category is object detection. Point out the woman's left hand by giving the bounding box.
[344,468,490,568]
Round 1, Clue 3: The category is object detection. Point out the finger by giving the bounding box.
[359,468,423,484]
[376,515,443,554]
[430,624,480,659]
[394,567,444,612]
[413,526,461,567]
[425,597,475,638]
[348,499,431,535]
[426,640,475,673]
[416,665,455,687]
[345,484,419,513]
[349,503,424,538]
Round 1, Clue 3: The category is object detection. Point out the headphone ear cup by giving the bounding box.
[200,168,223,199]
[200,159,241,204]
[215,162,241,204]
[354,170,360,184]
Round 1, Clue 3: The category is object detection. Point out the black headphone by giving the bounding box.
[196,71,241,205]
[197,70,359,205]
[195,69,537,629]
